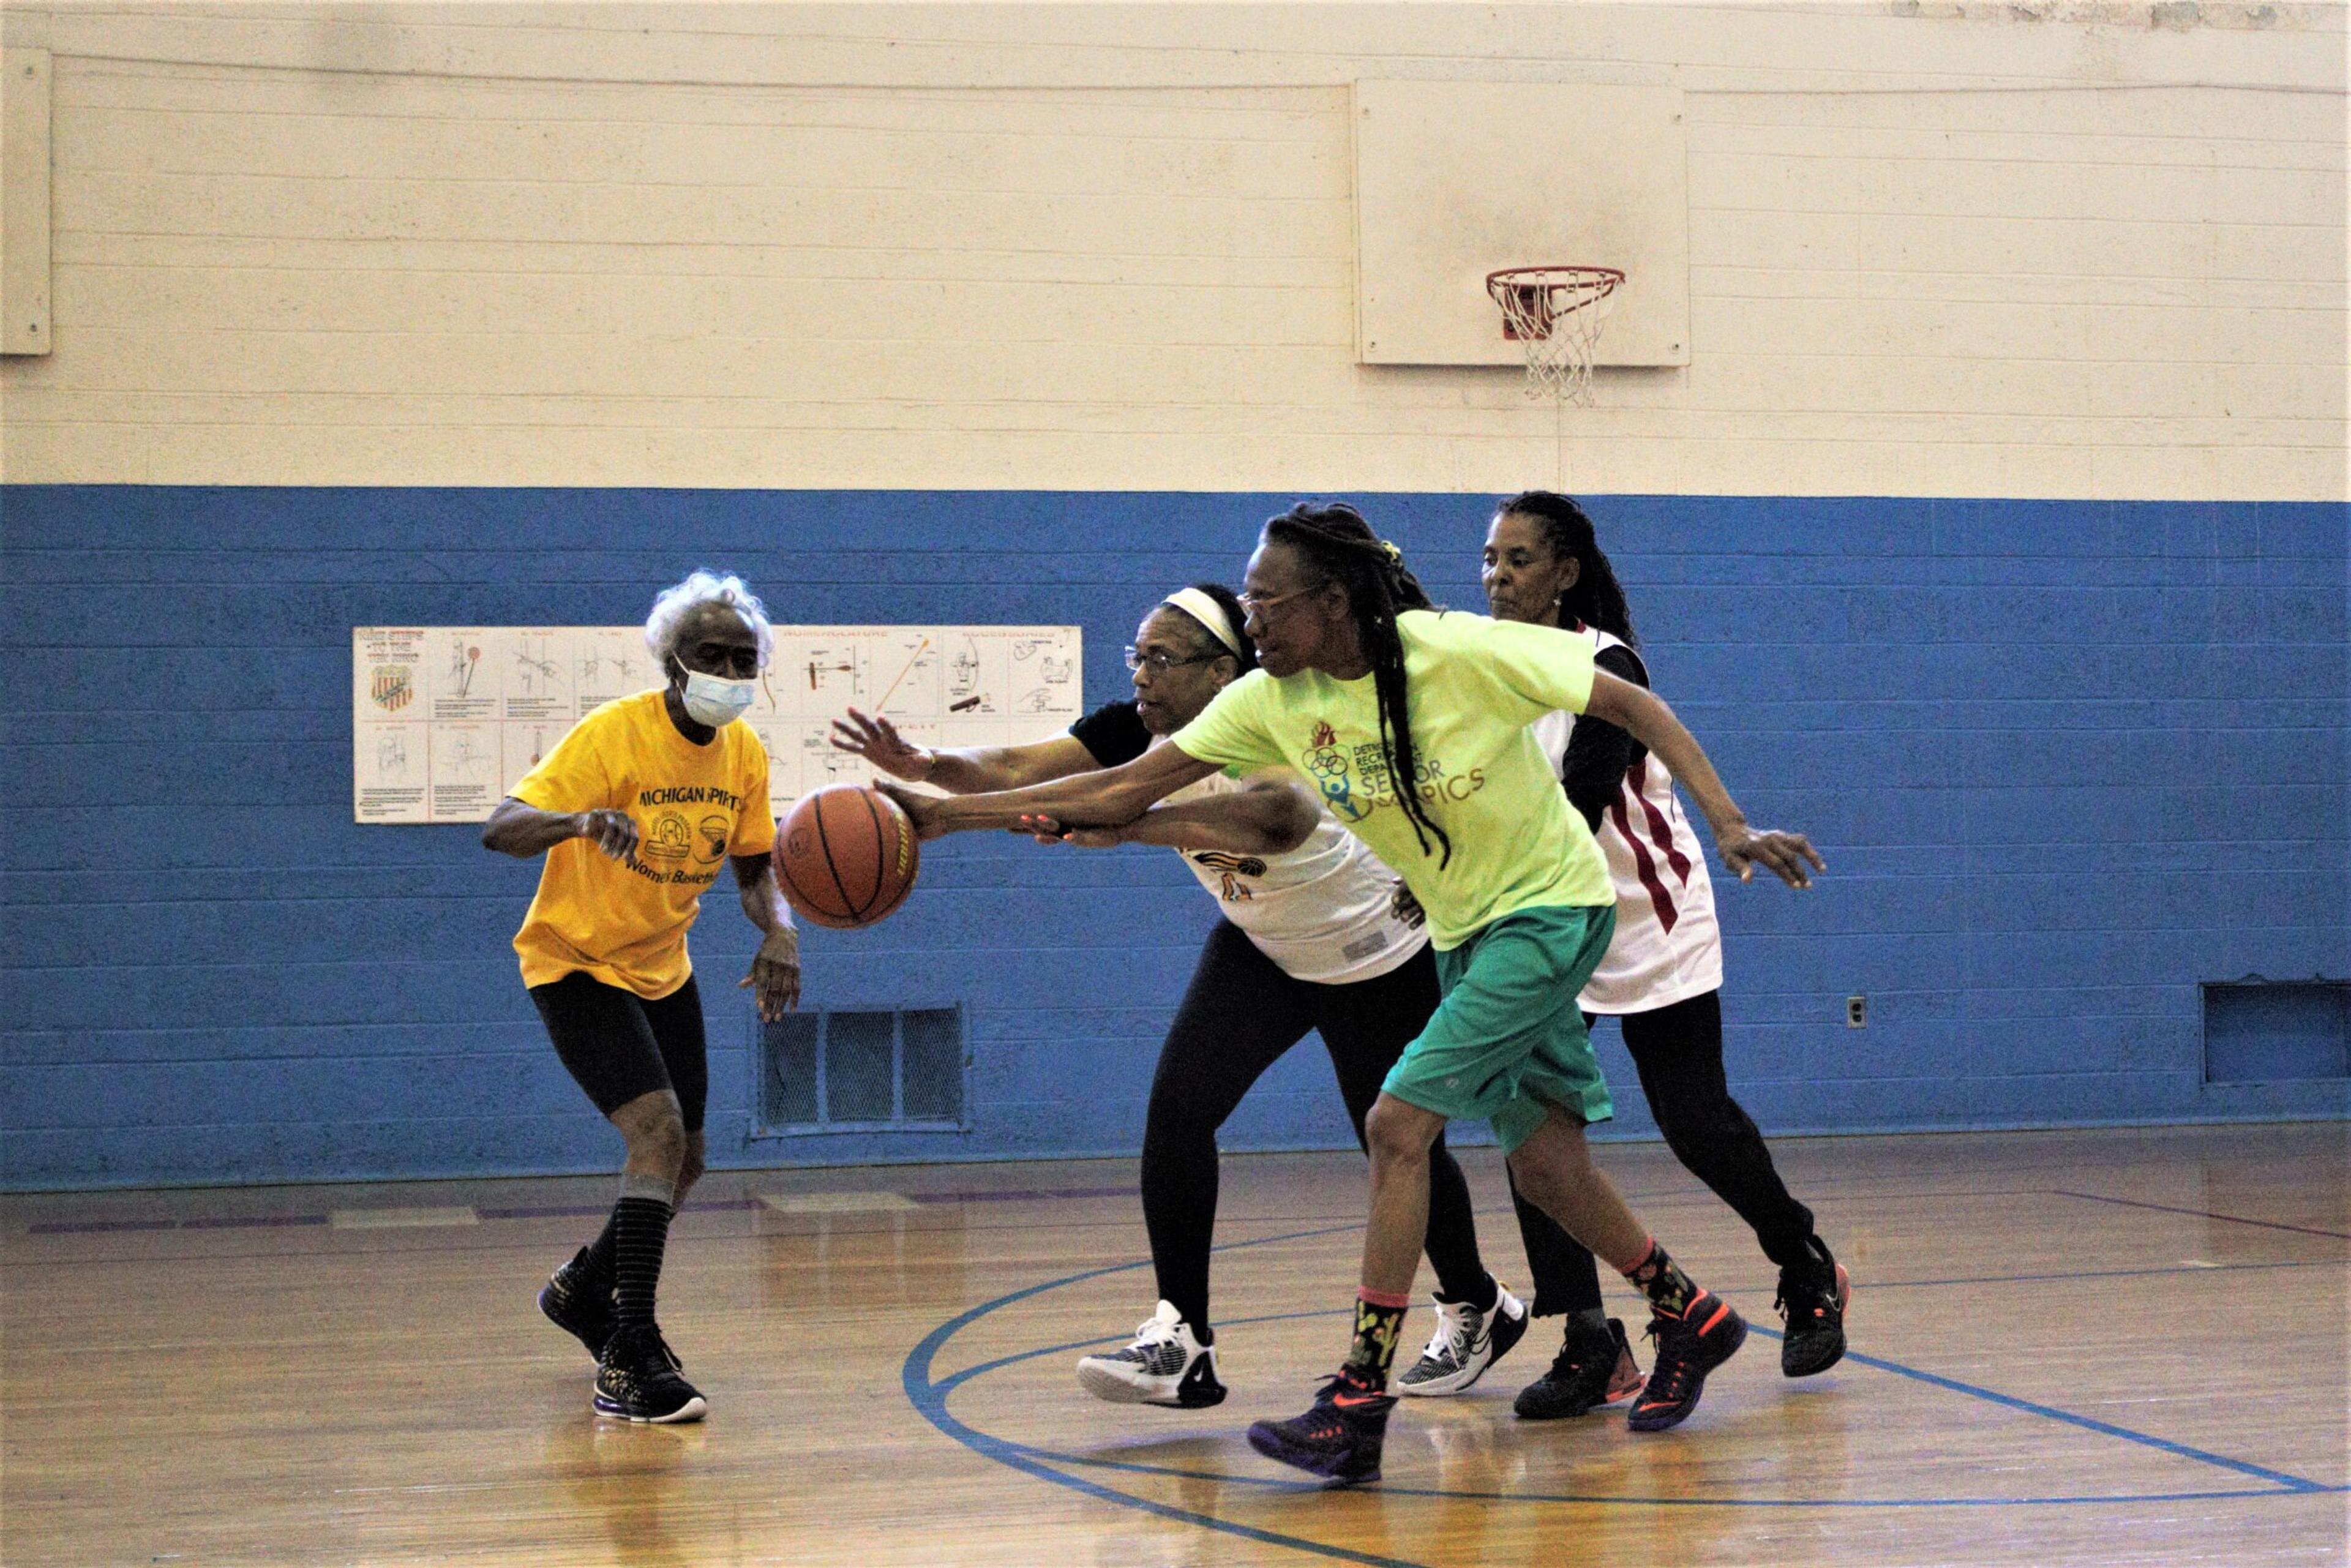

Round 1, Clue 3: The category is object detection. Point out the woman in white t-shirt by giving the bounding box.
[830,585,1528,1409]
[1479,491,1850,1421]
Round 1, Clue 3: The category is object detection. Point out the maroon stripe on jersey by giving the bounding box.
[1629,759,1694,885]
[1608,786,1681,934]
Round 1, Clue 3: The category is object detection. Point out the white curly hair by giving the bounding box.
[644,570,773,669]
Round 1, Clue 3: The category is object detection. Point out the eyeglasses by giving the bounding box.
[1124,647,1228,673]
[1236,585,1316,617]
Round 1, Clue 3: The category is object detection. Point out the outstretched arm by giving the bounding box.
[1583,672,1824,888]
[884,741,1220,840]
[1019,778,1321,857]
[830,706,1098,794]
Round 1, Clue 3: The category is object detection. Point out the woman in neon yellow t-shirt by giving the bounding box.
[482,570,800,1426]
[885,503,1820,1484]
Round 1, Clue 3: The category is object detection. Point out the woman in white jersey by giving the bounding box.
[830,584,1529,1409]
[1480,492,1850,1422]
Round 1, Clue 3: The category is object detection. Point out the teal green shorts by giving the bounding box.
[1379,904,1616,1156]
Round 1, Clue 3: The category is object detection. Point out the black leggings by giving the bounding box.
[1144,920,1489,1334]
[529,971,709,1133]
[1511,989,1815,1316]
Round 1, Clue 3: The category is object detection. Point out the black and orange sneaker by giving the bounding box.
[1776,1237,1851,1378]
[1514,1316,1643,1420]
[1627,1291,1746,1433]
[538,1247,615,1360]
[1245,1373,1395,1485]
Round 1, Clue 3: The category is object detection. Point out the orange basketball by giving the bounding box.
[772,784,921,930]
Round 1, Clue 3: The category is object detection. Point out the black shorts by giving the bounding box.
[528,971,709,1133]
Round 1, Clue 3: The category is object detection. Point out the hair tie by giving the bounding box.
[1380,539,1403,565]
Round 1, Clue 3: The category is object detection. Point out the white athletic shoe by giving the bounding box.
[1074,1300,1227,1408]
[1396,1281,1531,1397]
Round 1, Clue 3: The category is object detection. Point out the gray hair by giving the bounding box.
[643,570,773,669]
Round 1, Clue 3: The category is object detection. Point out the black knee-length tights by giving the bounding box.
[1142,919,1489,1335]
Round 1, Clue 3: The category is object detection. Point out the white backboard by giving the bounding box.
[1354,80,1689,367]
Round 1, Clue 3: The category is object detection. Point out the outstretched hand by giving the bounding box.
[1716,825,1825,889]
[831,707,934,781]
[1014,812,1122,849]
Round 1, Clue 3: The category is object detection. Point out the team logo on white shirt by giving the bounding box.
[1190,850,1267,903]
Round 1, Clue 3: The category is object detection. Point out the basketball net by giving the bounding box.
[1487,266,1622,408]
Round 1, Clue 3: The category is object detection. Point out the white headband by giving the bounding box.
[1162,587,1244,659]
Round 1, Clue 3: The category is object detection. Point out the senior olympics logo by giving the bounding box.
[1300,719,1375,822]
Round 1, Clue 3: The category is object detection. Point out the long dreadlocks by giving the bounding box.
[1261,502,1453,868]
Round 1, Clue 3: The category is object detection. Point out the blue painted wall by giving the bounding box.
[3,488,2345,1190]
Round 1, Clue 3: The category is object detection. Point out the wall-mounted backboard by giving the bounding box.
[1354,80,1689,367]
[1,48,52,356]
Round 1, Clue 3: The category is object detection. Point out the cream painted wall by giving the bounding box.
[1,1,2341,500]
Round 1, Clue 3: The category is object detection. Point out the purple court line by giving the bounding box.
[32,1196,771,1234]
[478,1196,761,1220]
[906,1186,1134,1205]
[34,1184,2350,1239]
[2052,1190,2351,1242]
[20,1182,2054,1236]
[29,1190,1120,1233]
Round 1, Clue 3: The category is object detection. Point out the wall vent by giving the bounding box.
[2202,981,2349,1084]
[759,1006,967,1133]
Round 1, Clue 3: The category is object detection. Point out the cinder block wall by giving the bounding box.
[2,4,2343,1188]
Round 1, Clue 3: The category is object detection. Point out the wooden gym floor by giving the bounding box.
[4,1122,2345,1566]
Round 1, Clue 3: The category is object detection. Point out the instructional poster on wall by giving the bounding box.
[351,625,1083,823]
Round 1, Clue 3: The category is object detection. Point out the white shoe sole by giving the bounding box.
[594,1394,707,1425]
[1076,1357,1179,1405]
[1398,1299,1529,1397]
[1398,1354,1493,1397]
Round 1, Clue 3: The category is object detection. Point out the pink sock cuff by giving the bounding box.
[1356,1286,1412,1311]
[1616,1236,1662,1277]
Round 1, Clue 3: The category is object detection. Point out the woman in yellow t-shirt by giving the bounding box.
[482,570,799,1425]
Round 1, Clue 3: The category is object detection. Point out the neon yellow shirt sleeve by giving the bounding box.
[1170,669,1283,771]
[1449,613,1598,724]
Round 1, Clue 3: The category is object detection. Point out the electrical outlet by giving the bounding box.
[1845,994,1868,1028]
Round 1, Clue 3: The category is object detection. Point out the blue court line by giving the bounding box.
[1024,1443,2331,1511]
[2052,1190,2351,1242]
[904,1225,2343,1547]
[903,1224,1434,1568]
[1850,1258,2342,1291]
[933,1308,2336,1499]
[1779,1332,2327,1493]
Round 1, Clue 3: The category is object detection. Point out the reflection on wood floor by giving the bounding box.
[5,1123,2346,1566]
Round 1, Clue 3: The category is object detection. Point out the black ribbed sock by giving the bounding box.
[582,1212,620,1282]
[610,1196,673,1330]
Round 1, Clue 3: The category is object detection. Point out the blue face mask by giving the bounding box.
[679,667,756,727]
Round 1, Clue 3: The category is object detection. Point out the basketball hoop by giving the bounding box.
[1486,266,1624,406]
